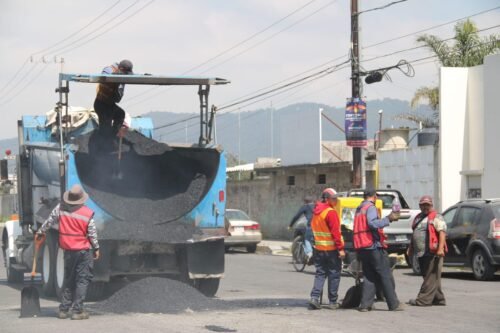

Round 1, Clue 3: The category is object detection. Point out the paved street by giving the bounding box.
[1,249,499,333]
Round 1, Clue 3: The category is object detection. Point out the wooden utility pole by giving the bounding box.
[350,0,362,188]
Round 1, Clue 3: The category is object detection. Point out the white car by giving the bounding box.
[224,209,262,253]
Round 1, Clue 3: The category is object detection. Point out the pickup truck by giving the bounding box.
[348,189,420,264]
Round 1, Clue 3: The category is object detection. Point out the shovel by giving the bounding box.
[20,234,45,318]
[112,136,124,180]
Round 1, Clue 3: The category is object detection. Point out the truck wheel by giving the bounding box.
[54,245,65,300]
[246,244,257,253]
[41,232,57,297]
[86,282,106,301]
[472,249,495,281]
[194,278,220,297]
[6,256,23,283]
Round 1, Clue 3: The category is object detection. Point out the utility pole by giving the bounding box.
[350,0,362,188]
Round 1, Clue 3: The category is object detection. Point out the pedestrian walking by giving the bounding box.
[37,184,100,320]
[407,195,447,306]
[353,189,403,312]
[289,195,315,263]
[308,188,345,310]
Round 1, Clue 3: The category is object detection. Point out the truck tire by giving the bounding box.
[6,256,23,283]
[194,278,220,297]
[53,245,65,300]
[86,282,106,301]
[41,231,57,297]
[246,244,257,253]
[472,249,495,281]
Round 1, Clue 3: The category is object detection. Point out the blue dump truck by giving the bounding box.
[2,73,229,298]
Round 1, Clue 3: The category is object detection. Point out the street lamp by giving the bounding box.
[377,109,383,150]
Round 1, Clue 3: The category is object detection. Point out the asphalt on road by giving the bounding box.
[1,247,499,333]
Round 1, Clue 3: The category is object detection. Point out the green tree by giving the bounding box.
[397,19,499,128]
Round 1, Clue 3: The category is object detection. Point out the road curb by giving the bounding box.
[256,242,292,257]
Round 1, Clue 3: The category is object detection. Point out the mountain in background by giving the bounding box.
[0,98,432,166]
[149,98,431,163]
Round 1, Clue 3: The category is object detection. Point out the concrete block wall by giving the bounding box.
[226,163,352,240]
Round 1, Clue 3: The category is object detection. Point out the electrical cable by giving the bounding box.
[124,0,338,107]
[356,0,408,15]
[363,5,500,49]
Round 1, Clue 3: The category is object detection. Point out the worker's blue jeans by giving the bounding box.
[60,249,94,313]
[304,227,313,256]
[358,248,400,310]
[310,250,342,304]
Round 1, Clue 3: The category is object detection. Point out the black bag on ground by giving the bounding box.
[341,281,363,308]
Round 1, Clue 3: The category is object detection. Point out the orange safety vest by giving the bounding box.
[59,205,94,251]
[412,210,448,254]
[353,202,387,250]
[96,64,120,104]
[311,207,342,251]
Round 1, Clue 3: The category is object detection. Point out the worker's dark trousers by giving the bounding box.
[94,98,125,137]
[358,248,400,310]
[415,255,446,305]
[60,249,94,313]
[310,250,342,304]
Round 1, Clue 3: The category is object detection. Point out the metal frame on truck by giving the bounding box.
[3,73,231,298]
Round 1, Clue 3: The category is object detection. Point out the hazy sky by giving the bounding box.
[0,0,498,139]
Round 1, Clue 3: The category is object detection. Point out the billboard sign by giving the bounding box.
[345,98,367,147]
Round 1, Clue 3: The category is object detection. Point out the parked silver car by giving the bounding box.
[224,209,262,253]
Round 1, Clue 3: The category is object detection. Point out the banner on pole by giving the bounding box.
[345,98,367,147]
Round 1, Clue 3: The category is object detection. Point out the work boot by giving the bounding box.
[71,311,90,320]
[357,305,373,312]
[57,310,70,319]
[324,302,340,310]
[308,298,321,310]
[390,303,405,311]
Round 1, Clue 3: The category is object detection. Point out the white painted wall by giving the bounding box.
[440,54,500,210]
[482,55,500,199]
[440,67,469,211]
[379,146,437,209]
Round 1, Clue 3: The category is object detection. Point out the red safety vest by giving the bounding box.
[59,205,94,250]
[412,210,448,254]
[311,207,341,251]
[353,202,387,250]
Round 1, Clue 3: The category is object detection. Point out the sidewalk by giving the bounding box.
[256,240,292,256]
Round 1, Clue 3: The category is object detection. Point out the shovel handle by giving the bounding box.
[31,234,45,276]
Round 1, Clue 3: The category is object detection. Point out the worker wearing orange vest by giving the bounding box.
[38,184,100,320]
[407,195,447,306]
[94,60,133,143]
[308,188,345,310]
[354,189,403,312]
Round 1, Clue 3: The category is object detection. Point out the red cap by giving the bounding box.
[419,195,433,205]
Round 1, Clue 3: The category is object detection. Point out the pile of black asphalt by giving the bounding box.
[91,277,305,315]
[93,277,219,314]
[73,130,219,243]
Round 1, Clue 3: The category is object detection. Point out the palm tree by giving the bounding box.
[397,19,499,128]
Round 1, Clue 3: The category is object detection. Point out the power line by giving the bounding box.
[362,24,500,64]
[364,5,500,49]
[125,0,338,107]
[32,0,124,57]
[356,0,408,15]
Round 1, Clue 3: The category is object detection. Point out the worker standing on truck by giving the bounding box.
[37,184,100,320]
[308,188,345,310]
[353,189,404,312]
[289,195,315,264]
[94,59,133,141]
